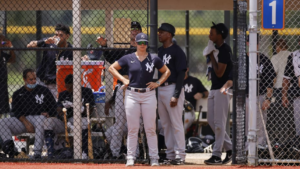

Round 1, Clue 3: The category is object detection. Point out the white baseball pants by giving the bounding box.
[124,89,159,160]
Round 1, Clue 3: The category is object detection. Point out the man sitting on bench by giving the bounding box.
[43,74,95,159]
[0,69,56,159]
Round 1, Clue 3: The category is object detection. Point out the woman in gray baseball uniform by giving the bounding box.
[109,33,170,166]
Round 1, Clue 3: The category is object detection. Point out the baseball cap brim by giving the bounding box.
[136,39,148,42]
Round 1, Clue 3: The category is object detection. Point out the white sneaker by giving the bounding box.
[126,159,134,167]
[150,159,159,166]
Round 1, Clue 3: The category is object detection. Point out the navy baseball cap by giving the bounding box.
[211,22,229,39]
[158,23,175,36]
[135,33,148,42]
[131,21,142,30]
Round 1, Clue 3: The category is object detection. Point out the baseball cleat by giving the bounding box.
[204,155,222,165]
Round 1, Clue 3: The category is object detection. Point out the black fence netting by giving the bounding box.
[0,0,148,163]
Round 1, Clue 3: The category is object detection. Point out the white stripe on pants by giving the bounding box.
[207,90,232,157]
[124,89,159,160]
[158,85,186,160]
[0,115,46,155]
[245,95,267,146]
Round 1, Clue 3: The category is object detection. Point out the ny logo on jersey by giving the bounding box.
[145,62,154,73]
[256,64,264,74]
[163,54,172,65]
[35,94,44,104]
[184,84,193,93]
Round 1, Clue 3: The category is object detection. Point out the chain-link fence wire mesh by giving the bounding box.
[0,0,148,162]
[0,0,240,164]
[234,0,247,164]
[256,0,300,165]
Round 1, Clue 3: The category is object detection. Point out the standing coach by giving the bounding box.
[157,23,187,165]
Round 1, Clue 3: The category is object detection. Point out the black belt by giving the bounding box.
[160,82,175,87]
[127,86,152,93]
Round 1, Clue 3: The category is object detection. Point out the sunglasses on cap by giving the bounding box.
[131,27,140,31]
[137,41,148,45]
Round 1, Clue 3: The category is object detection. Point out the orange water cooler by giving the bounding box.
[56,60,105,94]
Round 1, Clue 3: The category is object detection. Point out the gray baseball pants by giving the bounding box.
[0,115,46,155]
[124,89,159,160]
[207,89,232,157]
[245,95,267,146]
[158,84,186,160]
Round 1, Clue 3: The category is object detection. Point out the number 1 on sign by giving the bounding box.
[269,0,276,25]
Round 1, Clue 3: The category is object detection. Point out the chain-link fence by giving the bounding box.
[0,0,149,162]
[0,0,238,165]
[256,0,300,166]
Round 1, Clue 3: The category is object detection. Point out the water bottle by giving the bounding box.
[54,37,60,45]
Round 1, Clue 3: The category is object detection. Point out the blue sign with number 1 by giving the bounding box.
[262,0,285,30]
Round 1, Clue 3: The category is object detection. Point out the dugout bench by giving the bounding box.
[16,117,106,155]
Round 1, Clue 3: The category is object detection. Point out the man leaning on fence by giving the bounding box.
[0,69,56,159]
[27,24,73,99]
[43,74,95,159]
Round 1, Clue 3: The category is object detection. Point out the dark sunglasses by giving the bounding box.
[131,27,140,31]
[137,41,148,45]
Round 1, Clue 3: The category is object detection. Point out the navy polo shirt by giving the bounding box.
[157,44,187,83]
[117,53,164,88]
